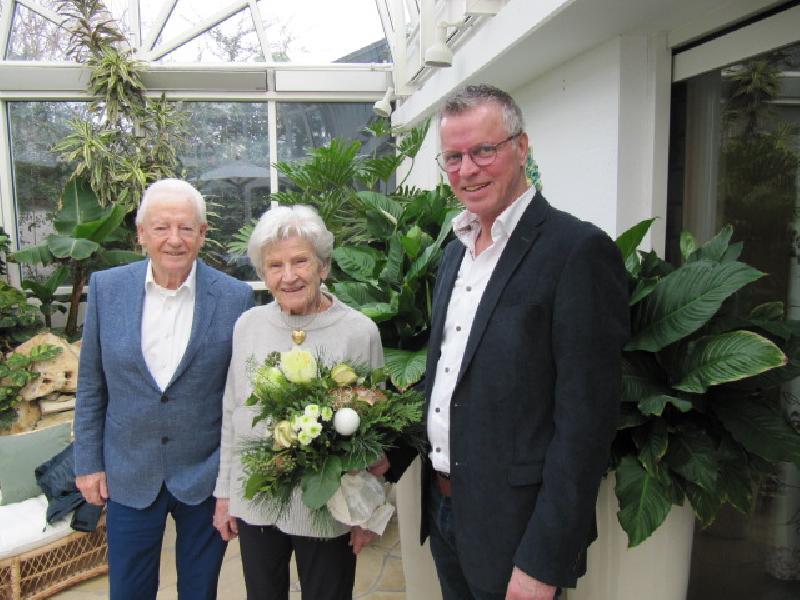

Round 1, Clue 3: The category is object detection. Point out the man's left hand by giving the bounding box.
[506,567,557,600]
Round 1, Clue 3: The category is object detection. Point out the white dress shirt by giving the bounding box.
[427,186,536,474]
[141,261,196,391]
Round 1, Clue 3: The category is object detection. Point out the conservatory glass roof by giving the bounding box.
[1,0,391,64]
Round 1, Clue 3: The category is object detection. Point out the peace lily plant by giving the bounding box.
[612,219,800,547]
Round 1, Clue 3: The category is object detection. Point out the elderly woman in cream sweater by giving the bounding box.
[213,205,388,600]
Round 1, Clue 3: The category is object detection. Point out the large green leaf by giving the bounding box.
[77,203,129,243]
[384,347,427,390]
[12,243,54,266]
[379,234,404,286]
[331,282,382,308]
[332,246,382,282]
[674,331,786,393]
[46,235,100,260]
[694,225,733,263]
[714,397,800,467]
[359,302,397,323]
[356,191,404,224]
[749,301,784,321]
[717,459,756,514]
[663,429,719,490]
[638,395,692,416]
[615,456,674,547]
[615,218,655,275]
[629,277,658,306]
[627,260,764,352]
[684,481,722,528]
[54,175,104,234]
[22,265,69,297]
[301,455,343,510]
[633,420,668,475]
[97,250,145,267]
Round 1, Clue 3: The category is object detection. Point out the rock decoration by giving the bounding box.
[4,333,80,435]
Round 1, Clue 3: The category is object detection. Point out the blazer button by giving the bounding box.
[161,436,169,445]
[161,394,168,403]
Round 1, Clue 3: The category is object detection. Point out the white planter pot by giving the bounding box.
[566,474,695,600]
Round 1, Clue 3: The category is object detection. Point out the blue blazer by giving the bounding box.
[420,195,629,590]
[74,259,254,509]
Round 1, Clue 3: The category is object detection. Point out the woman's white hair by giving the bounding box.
[136,178,207,225]
[247,205,334,279]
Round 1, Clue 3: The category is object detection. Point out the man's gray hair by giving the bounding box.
[136,178,207,225]
[440,84,525,137]
[247,205,334,279]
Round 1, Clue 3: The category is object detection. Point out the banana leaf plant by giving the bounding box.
[612,219,800,547]
[13,175,143,337]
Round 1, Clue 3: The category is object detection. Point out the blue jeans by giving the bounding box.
[106,484,226,600]
[428,481,561,600]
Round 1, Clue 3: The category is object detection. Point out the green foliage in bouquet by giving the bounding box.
[612,219,800,547]
[241,347,425,527]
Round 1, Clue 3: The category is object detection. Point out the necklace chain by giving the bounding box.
[280,294,324,346]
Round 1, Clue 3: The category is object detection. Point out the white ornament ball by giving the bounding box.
[333,407,360,436]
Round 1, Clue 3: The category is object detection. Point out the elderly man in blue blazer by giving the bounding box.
[74,178,254,600]
[401,85,630,600]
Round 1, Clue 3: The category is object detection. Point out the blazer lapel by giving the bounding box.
[168,261,218,387]
[455,194,550,388]
[128,261,161,391]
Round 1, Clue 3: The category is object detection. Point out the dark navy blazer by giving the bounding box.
[420,194,629,590]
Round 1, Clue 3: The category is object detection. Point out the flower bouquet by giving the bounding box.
[241,346,425,534]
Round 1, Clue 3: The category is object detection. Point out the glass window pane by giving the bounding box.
[157,10,264,63]
[668,42,800,599]
[276,102,379,162]
[180,102,270,280]
[259,0,388,63]
[8,102,88,280]
[6,2,70,61]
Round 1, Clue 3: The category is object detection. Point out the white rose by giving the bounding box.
[333,407,360,436]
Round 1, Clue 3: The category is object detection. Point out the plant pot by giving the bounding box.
[565,474,695,600]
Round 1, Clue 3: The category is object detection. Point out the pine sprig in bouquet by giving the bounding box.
[241,346,424,531]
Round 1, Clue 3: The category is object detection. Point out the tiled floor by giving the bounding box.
[52,516,406,599]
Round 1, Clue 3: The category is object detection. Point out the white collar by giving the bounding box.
[145,260,197,295]
[452,185,536,251]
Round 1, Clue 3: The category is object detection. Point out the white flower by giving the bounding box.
[280,347,318,383]
[334,407,360,436]
[304,404,321,419]
[297,430,313,446]
[320,406,333,422]
[304,422,322,438]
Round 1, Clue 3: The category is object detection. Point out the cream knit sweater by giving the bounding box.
[213,295,383,537]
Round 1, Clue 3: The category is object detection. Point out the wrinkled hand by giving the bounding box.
[367,453,389,478]
[506,567,557,600]
[75,471,108,506]
[349,525,377,555]
[213,498,239,541]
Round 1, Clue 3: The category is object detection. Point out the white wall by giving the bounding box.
[514,37,623,236]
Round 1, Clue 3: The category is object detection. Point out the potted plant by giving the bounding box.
[569,219,800,600]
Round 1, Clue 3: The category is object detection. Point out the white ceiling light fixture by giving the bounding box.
[424,21,462,68]
[373,85,395,117]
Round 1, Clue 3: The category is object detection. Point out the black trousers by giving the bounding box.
[237,520,356,600]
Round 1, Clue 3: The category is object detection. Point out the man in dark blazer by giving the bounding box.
[420,85,629,599]
[74,179,254,600]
